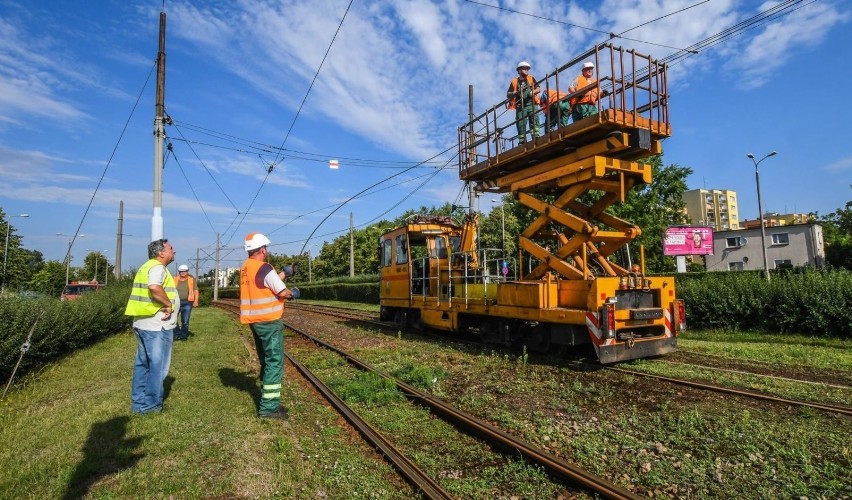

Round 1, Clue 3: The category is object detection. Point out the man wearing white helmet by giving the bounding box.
[174,264,199,341]
[569,61,601,122]
[239,232,296,420]
[506,60,541,144]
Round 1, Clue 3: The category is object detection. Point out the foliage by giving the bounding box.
[81,251,113,284]
[0,285,132,380]
[0,209,39,293]
[607,157,692,272]
[676,268,852,338]
[26,261,68,297]
[817,200,852,269]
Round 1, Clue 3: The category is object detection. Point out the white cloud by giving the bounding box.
[823,156,852,172]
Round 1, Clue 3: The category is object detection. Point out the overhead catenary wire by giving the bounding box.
[225,0,355,245]
[62,59,156,263]
[463,0,703,53]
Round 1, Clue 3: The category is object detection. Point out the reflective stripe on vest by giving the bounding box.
[239,259,284,324]
[125,259,177,316]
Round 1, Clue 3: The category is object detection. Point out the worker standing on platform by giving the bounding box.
[174,264,198,341]
[507,61,540,144]
[125,239,178,415]
[239,233,298,420]
[540,88,571,131]
[569,61,601,122]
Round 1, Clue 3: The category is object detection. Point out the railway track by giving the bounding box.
[214,300,639,499]
[273,300,852,417]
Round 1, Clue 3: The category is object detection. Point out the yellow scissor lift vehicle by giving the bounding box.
[379,44,685,363]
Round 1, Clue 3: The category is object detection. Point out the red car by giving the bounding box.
[60,281,103,301]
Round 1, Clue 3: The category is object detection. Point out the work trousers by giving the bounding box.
[250,319,285,415]
[515,105,540,144]
[546,102,571,130]
[572,103,598,122]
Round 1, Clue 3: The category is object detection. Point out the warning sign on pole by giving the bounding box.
[329,159,339,169]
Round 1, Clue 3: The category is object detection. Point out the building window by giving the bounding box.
[771,233,789,245]
[725,237,741,248]
[774,259,792,268]
[728,261,744,271]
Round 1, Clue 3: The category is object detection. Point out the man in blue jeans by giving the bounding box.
[124,239,178,415]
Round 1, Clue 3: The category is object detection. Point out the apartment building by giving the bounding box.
[682,189,740,231]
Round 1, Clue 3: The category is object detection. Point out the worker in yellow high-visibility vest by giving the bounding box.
[239,233,299,420]
[124,239,178,415]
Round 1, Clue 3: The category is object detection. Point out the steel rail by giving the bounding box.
[285,354,454,499]
[287,322,640,500]
[609,367,852,417]
[280,301,852,417]
[213,301,454,499]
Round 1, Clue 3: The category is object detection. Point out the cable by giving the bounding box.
[297,142,459,255]
[165,141,218,234]
[169,121,241,211]
[62,59,156,263]
[463,0,698,52]
[227,0,355,245]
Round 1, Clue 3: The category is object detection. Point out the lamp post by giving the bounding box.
[746,151,777,282]
[491,199,505,253]
[87,249,109,283]
[57,233,85,286]
[2,213,29,295]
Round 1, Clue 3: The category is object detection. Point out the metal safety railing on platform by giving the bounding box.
[458,43,669,176]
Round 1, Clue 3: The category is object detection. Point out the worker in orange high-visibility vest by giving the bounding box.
[239,233,299,420]
[506,61,541,144]
[569,61,601,122]
[540,88,571,131]
[174,264,199,340]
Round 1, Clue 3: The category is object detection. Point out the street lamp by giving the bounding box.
[747,151,777,282]
[491,199,505,253]
[307,244,317,283]
[57,233,85,286]
[2,213,29,295]
[87,249,109,283]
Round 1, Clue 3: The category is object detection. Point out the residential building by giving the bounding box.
[741,212,814,229]
[682,189,740,231]
[705,223,825,272]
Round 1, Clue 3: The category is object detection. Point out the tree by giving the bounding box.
[82,252,112,283]
[0,210,31,292]
[819,200,852,269]
[608,157,692,273]
[28,261,67,297]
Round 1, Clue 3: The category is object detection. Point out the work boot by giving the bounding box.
[259,406,288,420]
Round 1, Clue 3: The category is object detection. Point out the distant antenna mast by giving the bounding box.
[152,11,167,241]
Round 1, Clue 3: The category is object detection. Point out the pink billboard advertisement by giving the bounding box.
[663,226,714,256]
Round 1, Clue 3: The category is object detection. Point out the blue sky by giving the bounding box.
[1,0,849,274]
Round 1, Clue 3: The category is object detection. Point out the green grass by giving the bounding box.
[679,329,852,371]
[0,308,409,499]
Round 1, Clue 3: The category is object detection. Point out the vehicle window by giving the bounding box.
[395,235,408,264]
[382,239,392,267]
[435,237,448,259]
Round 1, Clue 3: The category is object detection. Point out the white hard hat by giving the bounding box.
[517,61,531,69]
[178,264,189,271]
[244,232,271,252]
[582,61,595,69]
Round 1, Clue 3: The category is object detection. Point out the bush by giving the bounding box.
[676,268,852,338]
[0,285,132,381]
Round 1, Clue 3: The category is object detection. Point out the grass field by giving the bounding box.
[0,308,408,499]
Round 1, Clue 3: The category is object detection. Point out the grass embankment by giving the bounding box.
[0,308,407,499]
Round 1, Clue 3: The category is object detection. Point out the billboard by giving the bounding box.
[663,226,714,256]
